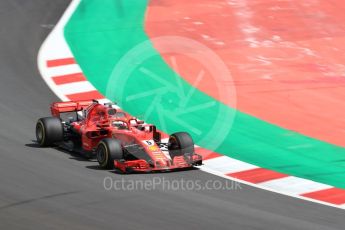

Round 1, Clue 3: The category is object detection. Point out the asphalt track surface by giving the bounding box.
[0,1,345,229]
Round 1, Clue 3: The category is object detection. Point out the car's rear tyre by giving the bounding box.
[96,138,123,169]
[168,132,194,158]
[36,117,64,147]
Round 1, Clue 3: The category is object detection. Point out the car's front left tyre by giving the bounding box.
[96,138,123,169]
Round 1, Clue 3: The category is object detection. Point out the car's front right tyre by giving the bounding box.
[168,132,195,158]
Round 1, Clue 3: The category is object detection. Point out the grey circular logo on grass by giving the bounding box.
[106,36,236,157]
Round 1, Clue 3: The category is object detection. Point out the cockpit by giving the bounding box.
[111,120,129,130]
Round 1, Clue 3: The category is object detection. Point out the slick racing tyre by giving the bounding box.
[36,117,64,147]
[168,132,194,158]
[96,138,123,169]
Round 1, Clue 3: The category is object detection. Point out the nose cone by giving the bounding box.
[155,159,170,168]
[149,149,170,168]
[142,141,171,167]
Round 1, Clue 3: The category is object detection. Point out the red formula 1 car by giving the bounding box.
[35,100,202,173]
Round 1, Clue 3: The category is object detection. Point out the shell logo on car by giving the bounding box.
[142,140,160,152]
[148,145,159,151]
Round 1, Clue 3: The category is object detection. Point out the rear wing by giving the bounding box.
[50,100,94,117]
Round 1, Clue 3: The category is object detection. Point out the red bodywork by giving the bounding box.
[50,100,202,172]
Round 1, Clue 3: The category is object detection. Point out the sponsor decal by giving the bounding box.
[149,145,159,151]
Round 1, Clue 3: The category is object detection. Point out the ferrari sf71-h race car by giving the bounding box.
[35,100,202,173]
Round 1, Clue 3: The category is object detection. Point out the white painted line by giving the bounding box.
[199,166,345,210]
[259,176,333,195]
[47,64,82,77]
[201,156,258,174]
[40,34,73,59]
[37,0,81,102]
[57,81,96,95]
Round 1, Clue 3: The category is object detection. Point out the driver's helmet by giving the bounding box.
[112,120,128,129]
